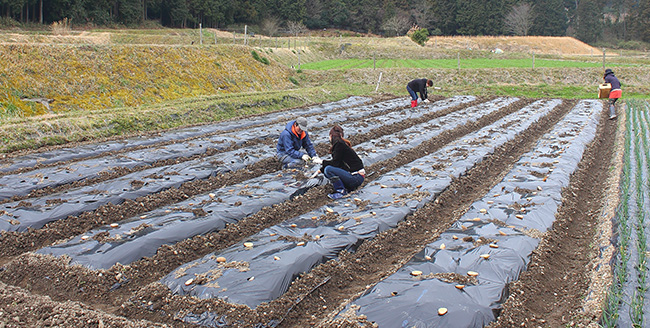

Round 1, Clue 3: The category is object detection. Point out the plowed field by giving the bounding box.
[0,96,622,328]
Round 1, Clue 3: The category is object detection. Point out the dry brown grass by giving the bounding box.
[428,35,604,56]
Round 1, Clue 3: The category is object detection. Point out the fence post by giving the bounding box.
[244,25,248,45]
[199,23,202,45]
[457,52,460,72]
[602,49,606,69]
[532,52,535,69]
[375,72,383,92]
[373,53,376,70]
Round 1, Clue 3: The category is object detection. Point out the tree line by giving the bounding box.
[2,0,649,43]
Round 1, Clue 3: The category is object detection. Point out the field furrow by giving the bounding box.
[334,100,602,327]
[0,95,626,328]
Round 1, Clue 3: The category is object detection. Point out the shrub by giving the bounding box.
[429,28,442,36]
[0,17,19,28]
[251,50,270,65]
[410,28,429,46]
[289,77,299,85]
[617,40,648,51]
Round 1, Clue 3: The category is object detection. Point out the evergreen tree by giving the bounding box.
[116,0,142,25]
[575,0,603,43]
[530,0,568,36]
[304,0,325,28]
[631,0,650,42]
[85,0,112,25]
[347,0,383,33]
[431,0,458,35]
[456,0,508,35]
[324,0,349,28]
[161,0,189,27]
[275,0,306,22]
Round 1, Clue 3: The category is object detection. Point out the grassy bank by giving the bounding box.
[1,29,649,155]
[0,85,377,154]
[0,44,294,116]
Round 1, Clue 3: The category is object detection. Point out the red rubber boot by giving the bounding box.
[411,100,417,108]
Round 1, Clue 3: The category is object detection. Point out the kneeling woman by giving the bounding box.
[318,125,365,199]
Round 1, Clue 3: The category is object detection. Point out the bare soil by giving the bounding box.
[0,96,620,328]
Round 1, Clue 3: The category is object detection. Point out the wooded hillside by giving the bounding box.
[2,0,649,44]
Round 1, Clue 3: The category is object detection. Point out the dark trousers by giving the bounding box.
[406,86,418,101]
[323,166,364,190]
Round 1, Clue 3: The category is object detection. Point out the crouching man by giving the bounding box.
[277,116,321,168]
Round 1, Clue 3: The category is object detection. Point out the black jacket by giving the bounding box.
[407,78,429,100]
[320,140,364,173]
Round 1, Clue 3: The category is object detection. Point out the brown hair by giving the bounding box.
[329,125,351,152]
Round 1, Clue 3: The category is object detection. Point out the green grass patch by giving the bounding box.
[251,50,270,65]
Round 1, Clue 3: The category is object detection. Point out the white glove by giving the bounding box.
[309,170,320,178]
[423,99,430,103]
[312,157,323,164]
[302,154,311,162]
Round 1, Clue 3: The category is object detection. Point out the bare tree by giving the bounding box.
[261,16,282,37]
[504,3,533,36]
[287,21,308,37]
[382,11,412,36]
[411,0,433,29]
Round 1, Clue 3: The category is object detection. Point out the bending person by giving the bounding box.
[318,125,365,199]
[407,78,432,108]
[277,116,321,168]
[603,68,622,120]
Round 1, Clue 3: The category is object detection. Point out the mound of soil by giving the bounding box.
[429,35,603,55]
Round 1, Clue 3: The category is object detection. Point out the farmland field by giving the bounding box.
[300,58,609,70]
[0,94,627,327]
